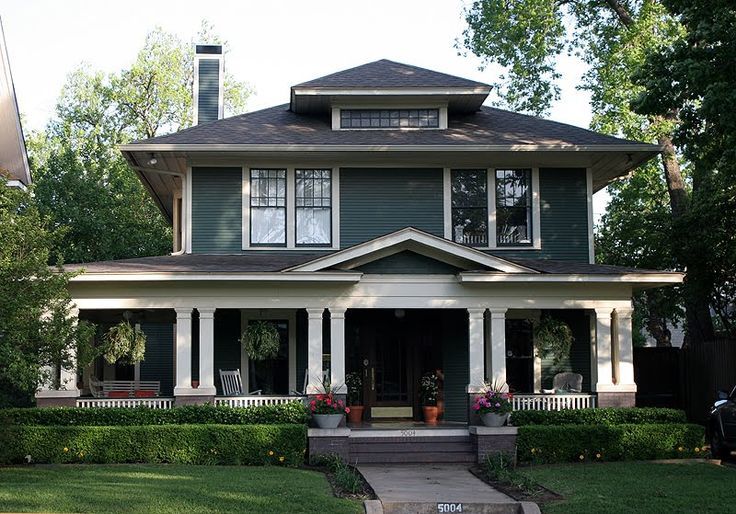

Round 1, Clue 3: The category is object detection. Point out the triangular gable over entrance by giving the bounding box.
[285,228,537,274]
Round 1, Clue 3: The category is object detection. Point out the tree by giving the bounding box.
[633,0,736,338]
[0,175,96,407]
[460,0,715,343]
[30,23,251,264]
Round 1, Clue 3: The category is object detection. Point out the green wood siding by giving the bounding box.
[442,310,469,422]
[197,59,220,124]
[340,168,444,248]
[214,309,242,395]
[139,323,174,396]
[492,168,590,262]
[540,310,592,392]
[355,250,462,274]
[191,167,242,253]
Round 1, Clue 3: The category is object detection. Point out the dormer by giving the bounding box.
[289,59,492,130]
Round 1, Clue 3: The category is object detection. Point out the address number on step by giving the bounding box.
[437,503,463,513]
[400,429,416,437]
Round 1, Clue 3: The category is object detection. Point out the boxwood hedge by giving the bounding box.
[0,402,308,426]
[510,407,687,427]
[0,424,306,466]
[517,423,704,463]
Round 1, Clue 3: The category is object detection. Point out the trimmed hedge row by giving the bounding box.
[517,423,704,463]
[0,424,306,466]
[511,407,687,427]
[0,402,308,426]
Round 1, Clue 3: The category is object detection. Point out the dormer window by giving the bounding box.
[339,108,440,129]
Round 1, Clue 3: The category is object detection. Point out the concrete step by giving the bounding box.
[349,434,475,464]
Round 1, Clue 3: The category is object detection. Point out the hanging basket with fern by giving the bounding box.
[241,321,281,361]
[103,321,147,365]
[533,316,574,365]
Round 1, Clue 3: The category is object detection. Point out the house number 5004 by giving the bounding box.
[437,503,463,513]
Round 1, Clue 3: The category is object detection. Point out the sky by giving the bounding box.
[1,0,609,217]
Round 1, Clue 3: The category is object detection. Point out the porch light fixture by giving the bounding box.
[147,153,158,166]
[394,309,405,319]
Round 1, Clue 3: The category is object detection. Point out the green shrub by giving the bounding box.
[511,407,687,427]
[517,423,705,463]
[0,424,306,466]
[0,402,308,426]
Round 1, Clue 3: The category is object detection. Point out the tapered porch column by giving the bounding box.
[467,308,486,393]
[329,308,347,393]
[36,305,80,407]
[306,308,325,394]
[614,307,636,389]
[173,307,194,396]
[594,308,614,391]
[59,306,80,393]
[489,308,508,389]
[197,307,217,395]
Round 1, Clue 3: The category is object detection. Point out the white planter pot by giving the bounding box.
[481,412,509,427]
[313,413,344,429]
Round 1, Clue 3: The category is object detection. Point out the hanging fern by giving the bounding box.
[103,321,147,365]
[533,316,574,365]
[242,321,281,361]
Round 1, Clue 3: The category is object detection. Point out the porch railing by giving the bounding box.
[214,396,305,408]
[512,393,596,411]
[76,397,174,409]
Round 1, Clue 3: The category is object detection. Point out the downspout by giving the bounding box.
[129,165,187,256]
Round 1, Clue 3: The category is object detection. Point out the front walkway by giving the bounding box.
[358,464,539,513]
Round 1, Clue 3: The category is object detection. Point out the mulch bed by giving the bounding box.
[304,464,376,501]
[469,465,562,503]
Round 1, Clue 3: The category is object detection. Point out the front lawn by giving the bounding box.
[520,461,736,513]
[0,464,362,513]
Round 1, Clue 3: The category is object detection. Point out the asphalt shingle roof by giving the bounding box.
[293,59,491,89]
[131,104,644,147]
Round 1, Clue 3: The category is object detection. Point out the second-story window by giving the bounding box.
[250,169,286,246]
[296,169,332,246]
[451,169,488,247]
[496,169,532,246]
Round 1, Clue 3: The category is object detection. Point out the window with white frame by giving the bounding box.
[451,169,488,247]
[495,169,532,246]
[296,169,332,246]
[340,108,440,129]
[250,169,286,246]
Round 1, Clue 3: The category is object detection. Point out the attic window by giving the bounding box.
[340,109,439,129]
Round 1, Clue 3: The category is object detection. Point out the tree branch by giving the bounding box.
[603,0,634,27]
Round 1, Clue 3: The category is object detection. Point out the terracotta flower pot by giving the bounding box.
[423,406,439,424]
[347,405,364,424]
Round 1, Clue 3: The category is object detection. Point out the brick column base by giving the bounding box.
[174,395,214,406]
[308,428,350,464]
[469,426,518,464]
[597,391,636,407]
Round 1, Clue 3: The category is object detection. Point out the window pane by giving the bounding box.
[451,169,488,246]
[339,109,440,129]
[496,169,532,246]
[297,208,331,245]
[251,207,285,245]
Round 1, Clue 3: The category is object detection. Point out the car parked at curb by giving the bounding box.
[707,385,736,459]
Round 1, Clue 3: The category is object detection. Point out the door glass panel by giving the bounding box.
[375,334,409,402]
[251,320,288,394]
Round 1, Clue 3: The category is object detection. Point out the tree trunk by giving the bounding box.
[645,294,672,347]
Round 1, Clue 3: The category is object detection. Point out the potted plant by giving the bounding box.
[103,321,146,365]
[345,371,364,424]
[472,381,513,427]
[241,321,281,391]
[533,316,574,364]
[419,372,439,424]
[308,379,350,429]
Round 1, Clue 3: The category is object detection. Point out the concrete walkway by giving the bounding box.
[358,464,539,514]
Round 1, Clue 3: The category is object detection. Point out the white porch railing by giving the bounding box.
[76,397,174,409]
[512,394,596,411]
[214,396,304,408]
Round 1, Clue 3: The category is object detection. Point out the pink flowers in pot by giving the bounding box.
[309,393,350,415]
[472,382,513,415]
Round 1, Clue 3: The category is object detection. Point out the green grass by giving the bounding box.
[520,461,736,513]
[0,464,362,513]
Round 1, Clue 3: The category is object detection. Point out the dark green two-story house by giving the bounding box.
[38,49,681,424]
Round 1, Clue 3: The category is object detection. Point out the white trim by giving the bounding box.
[487,168,496,249]
[443,168,451,239]
[286,168,296,248]
[5,179,26,190]
[331,107,340,130]
[458,272,683,284]
[586,167,595,264]
[292,86,492,97]
[241,309,297,395]
[69,272,363,283]
[241,167,249,249]
[332,169,341,249]
[286,227,536,273]
[531,167,541,248]
[439,106,448,130]
[185,167,192,253]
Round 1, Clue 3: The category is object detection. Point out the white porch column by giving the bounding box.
[329,308,347,393]
[173,307,194,396]
[306,308,325,394]
[58,306,80,393]
[614,307,636,389]
[197,307,217,395]
[467,308,486,393]
[594,308,614,391]
[489,308,508,390]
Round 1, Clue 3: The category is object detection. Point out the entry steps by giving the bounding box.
[349,427,475,464]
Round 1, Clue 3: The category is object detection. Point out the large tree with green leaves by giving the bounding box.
[633,0,736,338]
[460,0,715,343]
[30,23,251,264]
[0,175,96,407]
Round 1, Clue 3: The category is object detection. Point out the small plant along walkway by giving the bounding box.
[358,464,539,514]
